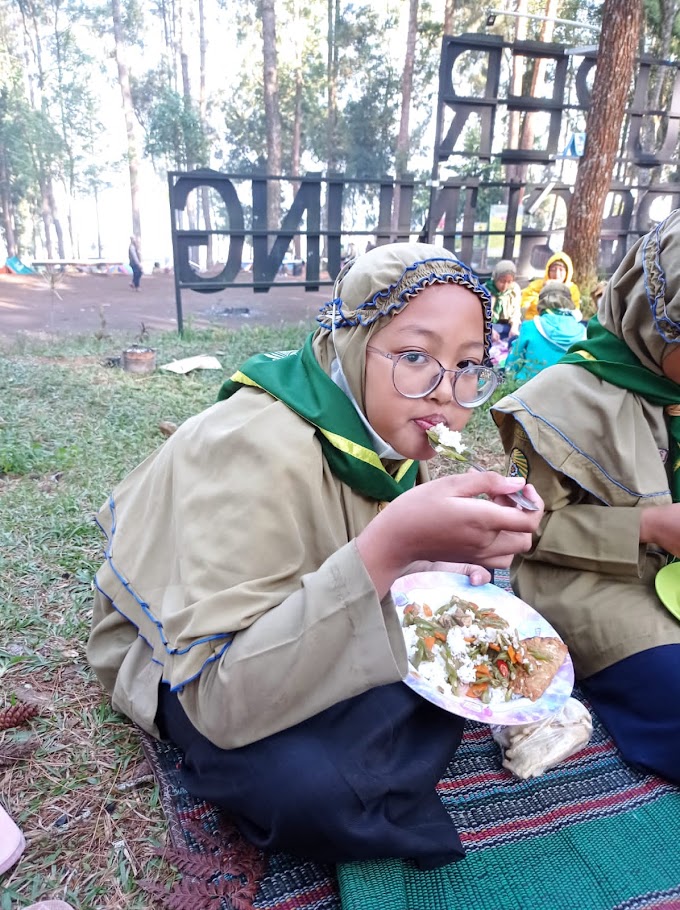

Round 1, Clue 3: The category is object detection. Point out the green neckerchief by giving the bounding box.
[217,333,419,502]
[561,314,680,501]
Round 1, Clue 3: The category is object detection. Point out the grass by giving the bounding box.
[0,323,507,909]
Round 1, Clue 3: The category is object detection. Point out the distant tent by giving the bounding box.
[559,132,586,158]
[6,256,35,275]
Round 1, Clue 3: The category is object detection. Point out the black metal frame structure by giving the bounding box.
[168,33,680,332]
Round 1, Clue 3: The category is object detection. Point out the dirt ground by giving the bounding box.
[0,270,335,338]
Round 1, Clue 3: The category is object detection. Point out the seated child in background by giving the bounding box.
[504,280,587,383]
[87,242,542,868]
[521,251,581,321]
[492,209,680,785]
[484,259,522,343]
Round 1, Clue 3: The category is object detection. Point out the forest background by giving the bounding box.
[1,0,679,283]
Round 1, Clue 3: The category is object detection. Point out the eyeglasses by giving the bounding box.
[366,347,499,407]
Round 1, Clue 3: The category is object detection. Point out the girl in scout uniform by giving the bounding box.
[88,243,543,867]
[493,210,680,785]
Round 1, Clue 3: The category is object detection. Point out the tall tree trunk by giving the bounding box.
[159,0,172,80]
[261,0,282,248]
[517,0,557,154]
[506,0,528,153]
[443,0,455,35]
[0,150,17,257]
[649,0,679,109]
[326,0,339,172]
[198,0,206,115]
[178,0,191,165]
[39,177,54,259]
[505,0,556,198]
[645,0,680,151]
[323,0,340,260]
[19,0,66,258]
[94,182,103,258]
[563,0,643,288]
[51,0,76,255]
[111,0,142,249]
[291,0,303,260]
[177,0,196,235]
[391,0,418,237]
[198,0,213,265]
[46,177,64,257]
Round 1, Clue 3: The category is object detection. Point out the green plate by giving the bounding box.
[654,562,680,621]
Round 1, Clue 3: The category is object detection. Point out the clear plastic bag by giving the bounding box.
[491,697,593,779]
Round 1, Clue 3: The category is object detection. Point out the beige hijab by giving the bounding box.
[599,208,680,374]
[311,242,492,412]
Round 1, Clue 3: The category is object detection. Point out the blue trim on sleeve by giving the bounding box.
[94,494,235,689]
[505,393,671,501]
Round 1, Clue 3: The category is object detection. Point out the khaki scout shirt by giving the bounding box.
[88,387,412,748]
[492,364,680,677]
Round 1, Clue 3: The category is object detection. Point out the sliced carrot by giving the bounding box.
[423,604,433,617]
[423,636,435,651]
[466,682,489,699]
[434,631,447,642]
[507,645,517,663]
[488,643,500,652]
[475,665,491,678]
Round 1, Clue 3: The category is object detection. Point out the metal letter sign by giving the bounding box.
[168,34,680,332]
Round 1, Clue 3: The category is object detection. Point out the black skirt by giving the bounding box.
[156,680,465,868]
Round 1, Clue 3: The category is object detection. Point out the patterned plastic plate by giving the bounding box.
[391,571,574,726]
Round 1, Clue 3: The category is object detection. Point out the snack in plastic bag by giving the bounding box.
[491,697,592,779]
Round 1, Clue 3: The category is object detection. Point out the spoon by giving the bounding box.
[466,460,540,511]
[426,428,540,512]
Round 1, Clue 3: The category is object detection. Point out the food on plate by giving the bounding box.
[401,593,568,704]
[508,636,569,701]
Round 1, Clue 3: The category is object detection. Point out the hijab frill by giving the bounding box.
[313,243,492,410]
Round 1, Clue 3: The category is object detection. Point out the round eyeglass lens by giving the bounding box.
[392,353,442,398]
[392,354,498,404]
[453,365,498,406]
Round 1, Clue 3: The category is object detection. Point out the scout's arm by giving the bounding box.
[510,445,652,577]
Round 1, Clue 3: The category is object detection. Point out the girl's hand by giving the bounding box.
[357,472,545,599]
[640,503,680,557]
[404,560,491,586]
[490,481,542,512]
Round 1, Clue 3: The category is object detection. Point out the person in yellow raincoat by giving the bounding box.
[521,252,581,321]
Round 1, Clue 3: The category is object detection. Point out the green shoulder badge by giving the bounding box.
[509,447,529,481]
